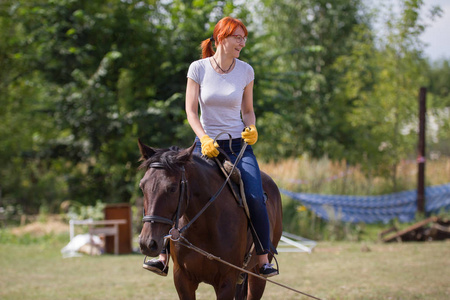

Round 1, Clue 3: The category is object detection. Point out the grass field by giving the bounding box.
[1,236,449,300]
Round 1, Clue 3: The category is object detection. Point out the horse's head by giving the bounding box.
[137,139,195,257]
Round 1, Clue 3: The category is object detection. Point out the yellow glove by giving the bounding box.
[200,135,219,158]
[241,125,258,145]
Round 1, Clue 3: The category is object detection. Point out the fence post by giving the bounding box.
[417,87,426,214]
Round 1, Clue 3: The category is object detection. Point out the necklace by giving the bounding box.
[212,56,235,74]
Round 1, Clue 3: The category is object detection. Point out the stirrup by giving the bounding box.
[143,257,169,277]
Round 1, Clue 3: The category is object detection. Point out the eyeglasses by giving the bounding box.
[231,35,247,44]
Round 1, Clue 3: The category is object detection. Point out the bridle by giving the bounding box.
[141,140,247,239]
[142,162,188,231]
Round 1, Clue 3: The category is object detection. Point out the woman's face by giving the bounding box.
[221,26,246,58]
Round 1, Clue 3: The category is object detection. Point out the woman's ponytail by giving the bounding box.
[201,35,215,58]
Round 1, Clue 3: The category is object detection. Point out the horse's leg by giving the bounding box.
[173,265,198,300]
[214,276,239,300]
[246,272,267,300]
[234,273,248,300]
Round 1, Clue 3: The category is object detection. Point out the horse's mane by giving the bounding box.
[139,146,214,172]
[139,146,182,172]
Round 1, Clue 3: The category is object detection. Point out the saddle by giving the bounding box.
[214,150,250,218]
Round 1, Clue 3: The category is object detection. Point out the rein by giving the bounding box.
[171,234,323,300]
[177,141,247,235]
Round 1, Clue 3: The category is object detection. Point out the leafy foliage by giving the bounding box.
[0,0,448,213]
[254,0,368,159]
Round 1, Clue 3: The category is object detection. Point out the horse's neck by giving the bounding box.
[180,159,248,252]
[191,160,223,199]
[184,160,230,220]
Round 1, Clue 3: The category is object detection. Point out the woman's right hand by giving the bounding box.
[200,135,219,158]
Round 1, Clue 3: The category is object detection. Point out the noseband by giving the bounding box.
[142,162,188,229]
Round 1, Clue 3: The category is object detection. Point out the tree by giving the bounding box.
[253,0,367,160]
[0,0,249,212]
[425,59,450,155]
[336,0,440,190]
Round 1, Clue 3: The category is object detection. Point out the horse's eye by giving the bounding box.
[167,185,178,193]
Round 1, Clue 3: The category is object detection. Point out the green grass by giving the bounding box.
[1,236,449,300]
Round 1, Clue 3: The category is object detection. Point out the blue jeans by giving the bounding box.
[194,137,271,254]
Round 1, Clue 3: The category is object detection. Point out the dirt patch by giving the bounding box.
[10,215,69,236]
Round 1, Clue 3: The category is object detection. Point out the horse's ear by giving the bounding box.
[176,142,196,164]
[138,138,156,160]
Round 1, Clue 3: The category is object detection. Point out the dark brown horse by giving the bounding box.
[138,140,283,300]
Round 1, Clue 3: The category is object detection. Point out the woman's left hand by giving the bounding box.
[241,125,258,145]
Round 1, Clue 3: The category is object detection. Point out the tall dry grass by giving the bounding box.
[260,156,450,241]
[260,155,450,195]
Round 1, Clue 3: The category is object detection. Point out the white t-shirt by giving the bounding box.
[187,58,255,140]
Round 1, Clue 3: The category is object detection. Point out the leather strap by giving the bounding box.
[142,215,174,226]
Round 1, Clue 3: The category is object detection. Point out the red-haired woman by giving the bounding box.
[144,16,278,278]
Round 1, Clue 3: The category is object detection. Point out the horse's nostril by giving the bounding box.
[149,239,158,252]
